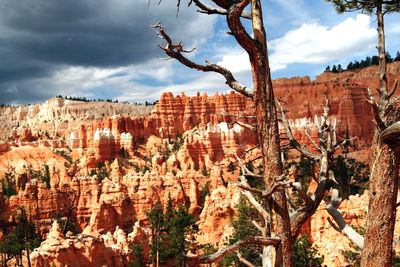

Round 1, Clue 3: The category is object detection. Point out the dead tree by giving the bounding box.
[223,99,353,265]
[277,99,355,239]
[153,0,293,265]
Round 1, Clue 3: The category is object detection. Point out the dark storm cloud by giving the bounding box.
[0,0,157,66]
[0,0,210,104]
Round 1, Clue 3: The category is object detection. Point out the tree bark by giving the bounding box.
[361,3,400,266]
[247,1,293,266]
[360,143,400,266]
[377,1,389,117]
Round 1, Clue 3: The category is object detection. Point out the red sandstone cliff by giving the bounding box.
[1,63,400,266]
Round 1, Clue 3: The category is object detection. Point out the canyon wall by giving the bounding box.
[1,63,400,266]
[4,61,399,163]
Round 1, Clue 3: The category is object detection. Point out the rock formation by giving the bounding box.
[1,63,400,266]
[30,221,150,267]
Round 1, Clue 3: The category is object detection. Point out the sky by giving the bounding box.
[1,0,400,105]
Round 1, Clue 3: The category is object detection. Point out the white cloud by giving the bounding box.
[25,58,177,101]
[217,52,251,73]
[216,14,376,73]
[269,14,376,70]
[32,56,237,103]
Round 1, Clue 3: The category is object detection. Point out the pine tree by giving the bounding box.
[385,51,393,63]
[360,59,367,68]
[371,55,379,65]
[395,51,400,61]
[292,235,324,267]
[223,196,324,267]
[42,165,51,188]
[1,171,16,197]
[224,197,263,266]
[165,205,195,266]
[147,199,195,266]
[147,201,165,266]
[0,207,41,267]
[365,56,372,66]
[347,62,354,70]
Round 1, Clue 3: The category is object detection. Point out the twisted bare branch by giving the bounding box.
[152,22,253,98]
[326,188,364,249]
[199,236,280,263]
[189,0,252,19]
[366,87,386,130]
[277,100,319,161]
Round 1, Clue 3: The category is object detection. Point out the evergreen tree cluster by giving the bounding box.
[1,164,53,199]
[0,207,41,266]
[222,197,264,266]
[24,165,51,189]
[325,51,400,73]
[221,196,324,267]
[56,95,118,103]
[1,171,16,197]
[89,162,111,183]
[55,95,158,106]
[147,198,195,266]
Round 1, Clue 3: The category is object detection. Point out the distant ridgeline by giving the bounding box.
[325,51,400,73]
[56,95,119,103]
[55,95,159,106]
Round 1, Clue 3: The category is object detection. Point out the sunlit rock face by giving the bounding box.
[30,221,150,267]
[151,91,255,138]
[1,62,400,266]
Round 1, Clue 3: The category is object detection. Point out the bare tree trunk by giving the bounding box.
[361,3,400,266]
[26,247,31,267]
[360,143,400,266]
[249,1,292,266]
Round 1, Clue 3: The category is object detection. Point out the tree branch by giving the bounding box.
[237,252,256,267]
[226,0,258,57]
[239,176,270,222]
[277,100,319,161]
[220,112,256,119]
[388,79,398,99]
[238,176,292,198]
[190,0,252,19]
[379,121,400,146]
[199,236,281,263]
[252,220,267,237]
[366,88,386,130]
[326,190,364,249]
[291,182,314,207]
[233,121,257,132]
[305,128,321,152]
[153,22,253,98]
[245,144,260,154]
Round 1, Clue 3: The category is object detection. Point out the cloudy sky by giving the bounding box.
[1,0,400,104]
